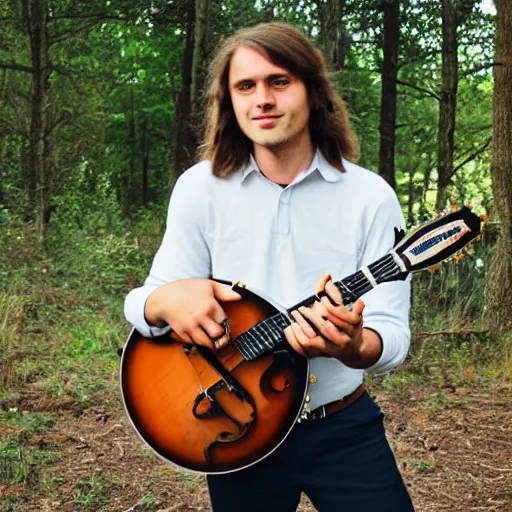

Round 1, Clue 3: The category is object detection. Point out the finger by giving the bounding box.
[314,273,332,295]
[325,279,343,305]
[291,321,318,346]
[298,306,330,336]
[211,281,242,302]
[200,315,227,340]
[317,302,353,332]
[170,330,193,345]
[284,325,309,357]
[320,296,363,326]
[352,299,365,318]
[291,310,317,339]
[299,305,351,343]
[189,326,215,349]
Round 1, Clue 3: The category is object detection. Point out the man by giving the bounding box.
[125,22,415,511]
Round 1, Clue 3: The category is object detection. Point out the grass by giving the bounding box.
[0,408,55,436]
[405,458,436,474]
[0,443,58,488]
[73,474,110,507]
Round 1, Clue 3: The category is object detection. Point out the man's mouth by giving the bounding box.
[252,115,283,120]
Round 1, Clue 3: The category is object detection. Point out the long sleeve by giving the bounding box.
[358,188,411,375]
[124,165,212,337]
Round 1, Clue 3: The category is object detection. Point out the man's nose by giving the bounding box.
[255,84,275,109]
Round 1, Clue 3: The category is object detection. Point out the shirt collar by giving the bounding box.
[240,150,344,184]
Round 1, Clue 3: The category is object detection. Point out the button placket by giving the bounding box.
[275,188,291,235]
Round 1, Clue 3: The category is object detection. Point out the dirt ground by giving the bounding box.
[1,382,511,512]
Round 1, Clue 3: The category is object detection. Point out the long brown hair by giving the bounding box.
[199,22,359,177]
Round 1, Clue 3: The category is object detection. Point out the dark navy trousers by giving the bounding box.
[207,392,415,511]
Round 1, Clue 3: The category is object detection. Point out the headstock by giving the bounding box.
[394,207,482,273]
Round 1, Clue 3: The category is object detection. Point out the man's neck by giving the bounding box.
[253,134,315,185]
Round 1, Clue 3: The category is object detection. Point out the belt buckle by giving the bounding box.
[298,405,326,423]
[316,405,327,420]
[298,407,312,423]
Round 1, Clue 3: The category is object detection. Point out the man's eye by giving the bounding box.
[273,79,289,87]
[238,83,253,91]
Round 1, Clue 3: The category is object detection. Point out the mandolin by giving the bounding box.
[120,207,482,474]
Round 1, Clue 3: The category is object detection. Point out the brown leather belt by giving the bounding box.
[300,383,365,423]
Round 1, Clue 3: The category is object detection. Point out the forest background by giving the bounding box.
[1,0,511,511]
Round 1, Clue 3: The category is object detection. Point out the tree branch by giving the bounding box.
[397,79,441,101]
[52,64,86,96]
[49,13,131,21]
[397,49,441,71]
[0,118,29,139]
[45,114,70,137]
[49,21,97,46]
[452,138,492,175]
[415,329,488,337]
[459,61,498,79]
[0,61,35,73]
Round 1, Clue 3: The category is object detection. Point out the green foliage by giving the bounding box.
[405,458,436,473]
[0,409,55,437]
[381,374,421,401]
[73,474,110,507]
[411,238,491,332]
[0,443,58,488]
[409,331,512,383]
[425,389,466,418]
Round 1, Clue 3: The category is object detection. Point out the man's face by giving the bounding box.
[228,46,310,150]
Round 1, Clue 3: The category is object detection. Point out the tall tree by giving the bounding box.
[173,0,196,175]
[436,0,458,211]
[378,0,400,190]
[317,0,348,71]
[436,0,478,211]
[485,0,512,331]
[23,0,52,241]
[191,0,210,108]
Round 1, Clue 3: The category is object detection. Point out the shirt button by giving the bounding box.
[309,374,318,384]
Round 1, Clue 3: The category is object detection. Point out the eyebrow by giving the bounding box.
[231,73,291,89]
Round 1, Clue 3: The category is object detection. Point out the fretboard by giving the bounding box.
[233,252,405,361]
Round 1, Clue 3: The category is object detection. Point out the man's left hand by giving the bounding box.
[283,274,383,369]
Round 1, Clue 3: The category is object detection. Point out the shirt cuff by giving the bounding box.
[363,321,410,375]
[124,286,172,338]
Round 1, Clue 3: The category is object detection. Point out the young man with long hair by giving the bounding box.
[125,22,415,511]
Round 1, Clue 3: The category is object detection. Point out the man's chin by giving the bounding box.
[255,135,289,149]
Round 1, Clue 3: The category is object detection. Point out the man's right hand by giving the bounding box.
[144,279,241,349]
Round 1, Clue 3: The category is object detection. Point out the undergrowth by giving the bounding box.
[0,202,510,506]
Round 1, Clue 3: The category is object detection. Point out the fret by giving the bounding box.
[233,253,402,361]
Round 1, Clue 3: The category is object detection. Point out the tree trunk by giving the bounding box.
[318,0,347,70]
[419,163,433,222]
[191,0,209,110]
[173,0,195,176]
[436,0,458,212]
[407,167,414,226]
[140,114,150,207]
[484,0,512,331]
[378,0,400,191]
[27,0,52,242]
[125,85,137,217]
[18,138,34,205]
